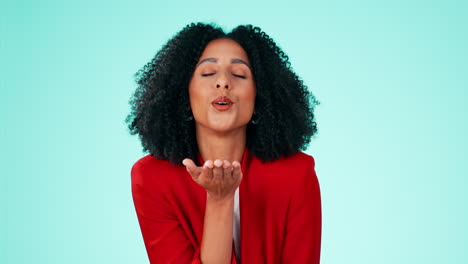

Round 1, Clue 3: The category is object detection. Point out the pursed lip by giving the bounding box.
[211,96,234,104]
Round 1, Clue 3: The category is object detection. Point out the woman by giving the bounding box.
[126,22,322,264]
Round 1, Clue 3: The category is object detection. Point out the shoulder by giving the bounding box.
[274,152,321,200]
[281,151,315,169]
[248,151,317,190]
[130,154,181,187]
[253,151,315,175]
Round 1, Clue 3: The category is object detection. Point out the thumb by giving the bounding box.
[182,158,201,181]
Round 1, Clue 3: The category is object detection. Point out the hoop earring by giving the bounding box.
[250,112,258,125]
[186,106,193,121]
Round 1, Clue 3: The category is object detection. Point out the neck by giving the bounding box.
[195,124,247,164]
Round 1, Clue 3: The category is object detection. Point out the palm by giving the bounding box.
[182,158,243,201]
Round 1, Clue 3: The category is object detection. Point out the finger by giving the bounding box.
[183,158,201,180]
[203,160,214,181]
[182,158,197,169]
[213,159,224,182]
[232,161,242,184]
[223,160,233,182]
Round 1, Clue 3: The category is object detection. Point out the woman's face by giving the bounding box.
[189,38,256,134]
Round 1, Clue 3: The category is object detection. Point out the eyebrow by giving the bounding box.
[196,57,252,70]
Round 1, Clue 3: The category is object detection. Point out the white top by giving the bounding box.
[233,186,241,263]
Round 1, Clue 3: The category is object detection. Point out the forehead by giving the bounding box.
[198,38,249,62]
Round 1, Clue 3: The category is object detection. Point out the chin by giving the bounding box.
[210,121,250,133]
[195,116,249,132]
[209,124,236,132]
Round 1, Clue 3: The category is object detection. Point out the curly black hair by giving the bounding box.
[125,22,320,167]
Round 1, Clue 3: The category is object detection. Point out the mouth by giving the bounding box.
[211,96,234,111]
[212,96,233,103]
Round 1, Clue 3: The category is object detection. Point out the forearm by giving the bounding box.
[200,193,234,264]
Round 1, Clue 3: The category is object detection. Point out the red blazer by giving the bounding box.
[131,147,322,264]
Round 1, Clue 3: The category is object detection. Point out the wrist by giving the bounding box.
[206,192,235,205]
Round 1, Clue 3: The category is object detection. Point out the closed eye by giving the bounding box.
[233,74,246,79]
[201,73,246,79]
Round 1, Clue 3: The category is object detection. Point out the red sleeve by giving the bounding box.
[131,160,239,264]
[280,155,322,263]
[131,161,202,264]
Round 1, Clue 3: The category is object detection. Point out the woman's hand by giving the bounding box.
[182,158,243,202]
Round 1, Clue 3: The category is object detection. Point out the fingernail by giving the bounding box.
[204,160,212,168]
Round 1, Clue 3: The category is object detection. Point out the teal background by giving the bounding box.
[2,0,467,263]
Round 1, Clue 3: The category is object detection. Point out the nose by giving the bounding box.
[215,72,230,89]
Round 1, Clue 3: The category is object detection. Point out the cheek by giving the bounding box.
[189,79,202,100]
[189,83,210,108]
[238,85,256,105]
